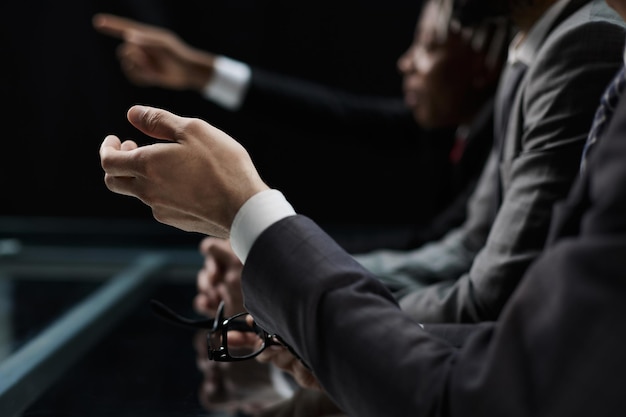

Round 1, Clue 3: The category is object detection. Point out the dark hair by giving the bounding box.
[428,0,512,69]
[419,0,511,69]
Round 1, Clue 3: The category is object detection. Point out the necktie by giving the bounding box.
[449,126,469,164]
[580,65,626,171]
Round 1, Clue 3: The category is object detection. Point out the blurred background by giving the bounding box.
[0,0,424,247]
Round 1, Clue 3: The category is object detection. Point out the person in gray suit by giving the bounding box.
[357,0,626,323]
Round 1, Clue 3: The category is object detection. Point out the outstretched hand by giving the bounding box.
[99,105,269,237]
[93,13,215,90]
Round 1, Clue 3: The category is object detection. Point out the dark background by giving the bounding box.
[0,0,424,243]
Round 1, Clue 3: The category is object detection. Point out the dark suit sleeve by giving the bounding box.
[240,66,426,144]
[241,97,626,415]
[242,215,465,417]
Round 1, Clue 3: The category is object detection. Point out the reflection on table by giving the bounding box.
[0,221,385,417]
[3,278,343,417]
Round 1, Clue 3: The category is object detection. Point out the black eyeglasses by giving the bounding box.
[150,299,286,362]
[206,300,285,361]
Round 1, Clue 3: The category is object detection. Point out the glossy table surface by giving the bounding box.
[0,213,288,417]
[1,275,344,417]
[0,216,387,417]
[0,249,297,417]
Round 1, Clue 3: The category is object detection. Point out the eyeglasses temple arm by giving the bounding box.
[149,299,215,330]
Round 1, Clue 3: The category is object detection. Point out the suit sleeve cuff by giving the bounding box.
[230,189,296,263]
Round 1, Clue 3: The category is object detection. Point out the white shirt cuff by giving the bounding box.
[230,189,296,264]
[201,56,251,110]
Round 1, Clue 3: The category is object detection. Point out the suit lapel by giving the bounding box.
[495,0,592,206]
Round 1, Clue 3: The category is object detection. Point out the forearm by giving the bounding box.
[241,213,626,417]
[240,67,422,140]
[242,215,459,417]
[353,227,478,300]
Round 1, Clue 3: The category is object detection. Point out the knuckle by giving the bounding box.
[100,153,115,171]
[142,108,165,132]
[180,118,205,138]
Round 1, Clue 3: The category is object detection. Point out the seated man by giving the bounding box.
[356,0,626,322]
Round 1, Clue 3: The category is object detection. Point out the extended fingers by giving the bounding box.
[99,136,151,199]
[93,13,151,39]
[116,43,150,73]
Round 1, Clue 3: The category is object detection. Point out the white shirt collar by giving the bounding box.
[508,0,572,66]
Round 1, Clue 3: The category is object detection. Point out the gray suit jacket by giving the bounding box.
[359,0,626,322]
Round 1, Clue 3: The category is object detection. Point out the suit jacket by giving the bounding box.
[241,74,626,416]
[367,0,626,323]
[241,66,495,252]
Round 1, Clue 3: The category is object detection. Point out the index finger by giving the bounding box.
[92,13,150,39]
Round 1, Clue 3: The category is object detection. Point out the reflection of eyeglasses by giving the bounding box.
[150,299,296,363]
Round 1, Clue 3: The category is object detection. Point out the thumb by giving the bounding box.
[127,105,184,143]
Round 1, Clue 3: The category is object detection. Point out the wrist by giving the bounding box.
[187,49,216,91]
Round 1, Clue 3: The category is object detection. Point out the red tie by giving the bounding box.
[449,126,469,164]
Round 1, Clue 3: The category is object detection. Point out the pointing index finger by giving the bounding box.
[92,13,147,39]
